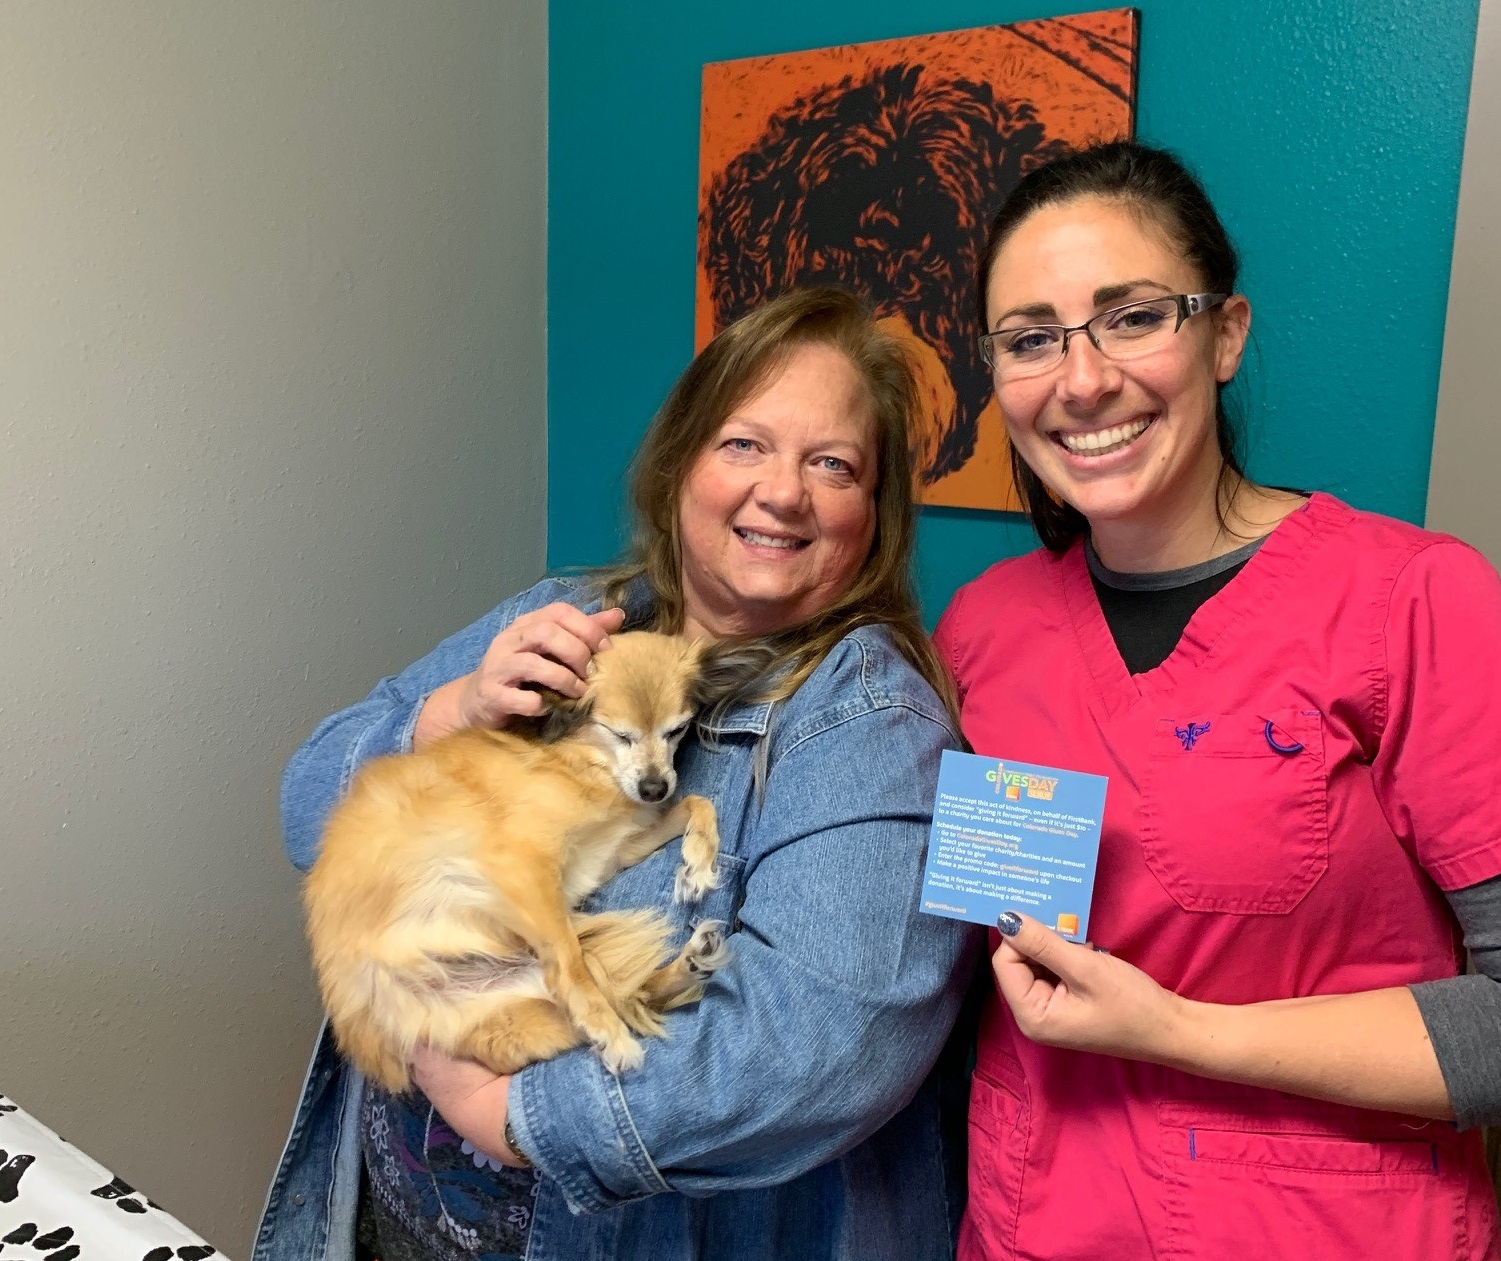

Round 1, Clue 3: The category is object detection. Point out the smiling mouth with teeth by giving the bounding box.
[1054,416,1154,457]
[735,527,809,550]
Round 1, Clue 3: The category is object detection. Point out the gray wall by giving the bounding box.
[1429,0,1500,562]
[0,2,547,1253]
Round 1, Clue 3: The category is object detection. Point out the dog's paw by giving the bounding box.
[684,811,721,853]
[682,920,730,976]
[673,860,720,904]
[596,1032,645,1075]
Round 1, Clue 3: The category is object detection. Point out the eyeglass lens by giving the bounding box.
[987,297,1182,379]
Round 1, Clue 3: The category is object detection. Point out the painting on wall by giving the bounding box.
[697,9,1138,511]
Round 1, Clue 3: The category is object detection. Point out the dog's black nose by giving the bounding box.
[637,775,669,803]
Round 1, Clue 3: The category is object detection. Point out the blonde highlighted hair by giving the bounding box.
[596,287,958,725]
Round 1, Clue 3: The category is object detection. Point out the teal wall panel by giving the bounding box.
[547,0,1479,623]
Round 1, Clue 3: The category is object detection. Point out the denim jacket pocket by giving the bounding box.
[585,843,749,945]
[1139,708,1328,914]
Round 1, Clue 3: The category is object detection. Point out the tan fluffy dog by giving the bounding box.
[305,631,757,1092]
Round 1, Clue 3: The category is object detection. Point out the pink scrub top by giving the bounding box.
[937,494,1501,1261]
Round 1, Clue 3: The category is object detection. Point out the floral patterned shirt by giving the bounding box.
[360,1086,539,1261]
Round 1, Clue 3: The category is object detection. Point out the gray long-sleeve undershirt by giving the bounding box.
[1411,872,1501,1130]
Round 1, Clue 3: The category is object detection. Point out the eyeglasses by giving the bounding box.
[979,293,1229,381]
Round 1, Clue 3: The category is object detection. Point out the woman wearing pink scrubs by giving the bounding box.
[939,142,1501,1260]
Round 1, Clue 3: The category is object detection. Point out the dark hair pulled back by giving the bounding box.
[976,141,1245,550]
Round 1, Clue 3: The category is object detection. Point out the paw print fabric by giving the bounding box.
[0,1097,219,1260]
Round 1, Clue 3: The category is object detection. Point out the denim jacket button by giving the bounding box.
[291,1192,307,1207]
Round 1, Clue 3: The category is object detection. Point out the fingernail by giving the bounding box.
[996,912,1022,937]
[598,635,613,651]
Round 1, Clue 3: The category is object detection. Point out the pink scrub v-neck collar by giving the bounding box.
[1056,492,1347,716]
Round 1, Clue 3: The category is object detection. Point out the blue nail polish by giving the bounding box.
[996,912,1022,937]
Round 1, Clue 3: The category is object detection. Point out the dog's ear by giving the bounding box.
[511,688,595,744]
[689,638,779,712]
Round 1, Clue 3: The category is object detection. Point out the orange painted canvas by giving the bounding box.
[697,9,1138,511]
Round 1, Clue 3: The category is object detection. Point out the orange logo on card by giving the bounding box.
[1005,784,1021,800]
[1056,913,1079,936]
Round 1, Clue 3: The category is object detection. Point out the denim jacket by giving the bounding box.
[254,577,981,1261]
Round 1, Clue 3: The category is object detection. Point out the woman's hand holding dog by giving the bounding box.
[409,1045,529,1168]
[415,604,626,749]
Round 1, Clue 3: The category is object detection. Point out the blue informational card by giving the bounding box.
[920,750,1108,940]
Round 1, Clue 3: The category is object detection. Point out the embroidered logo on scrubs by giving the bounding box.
[1174,721,1211,750]
[1263,719,1305,755]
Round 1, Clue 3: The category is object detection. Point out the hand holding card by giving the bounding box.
[992,910,1188,1064]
